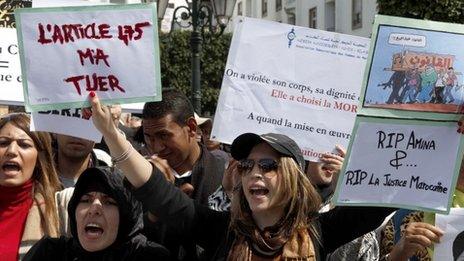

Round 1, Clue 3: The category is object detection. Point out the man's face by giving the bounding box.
[142,114,196,171]
[56,134,95,160]
[306,161,335,186]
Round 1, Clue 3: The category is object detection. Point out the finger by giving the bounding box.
[409,222,444,237]
[88,91,104,116]
[404,234,435,247]
[320,156,343,165]
[335,145,347,157]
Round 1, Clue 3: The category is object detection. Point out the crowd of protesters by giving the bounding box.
[0,89,462,261]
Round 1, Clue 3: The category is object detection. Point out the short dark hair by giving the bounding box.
[142,89,194,126]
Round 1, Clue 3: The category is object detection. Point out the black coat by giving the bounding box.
[24,167,169,261]
[134,166,395,261]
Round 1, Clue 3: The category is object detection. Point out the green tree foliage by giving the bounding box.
[159,30,232,114]
[377,0,464,23]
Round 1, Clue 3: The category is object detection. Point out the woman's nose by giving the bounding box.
[88,198,103,216]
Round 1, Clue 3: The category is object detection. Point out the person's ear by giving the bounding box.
[185,117,198,138]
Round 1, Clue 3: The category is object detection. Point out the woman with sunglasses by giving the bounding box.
[0,113,61,260]
[89,93,394,260]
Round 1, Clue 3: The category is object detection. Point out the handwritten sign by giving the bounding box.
[334,116,462,213]
[30,108,102,142]
[212,17,369,161]
[15,4,162,112]
[0,27,23,105]
[435,208,464,260]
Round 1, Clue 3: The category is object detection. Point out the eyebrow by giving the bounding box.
[0,136,34,142]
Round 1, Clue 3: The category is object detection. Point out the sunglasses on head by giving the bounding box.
[237,158,280,175]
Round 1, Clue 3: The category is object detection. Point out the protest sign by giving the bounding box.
[212,17,369,161]
[31,108,102,142]
[334,15,464,213]
[0,28,23,105]
[359,15,464,121]
[334,116,463,213]
[435,208,464,260]
[15,4,162,112]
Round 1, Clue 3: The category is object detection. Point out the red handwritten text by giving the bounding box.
[65,73,125,95]
[77,48,110,67]
[37,23,112,44]
[117,22,150,46]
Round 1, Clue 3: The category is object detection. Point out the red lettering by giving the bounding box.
[134,21,150,40]
[98,76,108,91]
[65,75,85,95]
[77,49,94,66]
[95,49,110,67]
[108,75,125,93]
[52,24,64,44]
[37,23,52,44]
[62,24,75,43]
[98,24,112,39]
[85,73,98,91]
[118,25,133,46]
[65,74,125,95]
[77,48,110,67]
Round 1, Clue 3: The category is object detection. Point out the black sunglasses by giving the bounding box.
[237,158,280,175]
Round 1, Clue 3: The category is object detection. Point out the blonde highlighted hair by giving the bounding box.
[0,113,61,236]
[230,155,322,242]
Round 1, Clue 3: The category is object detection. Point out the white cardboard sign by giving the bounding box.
[15,4,161,112]
[435,208,464,261]
[31,108,102,142]
[212,17,369,161]
[0,28,23,105]
[335,118,461,213]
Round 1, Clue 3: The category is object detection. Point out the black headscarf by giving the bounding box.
[66,167,169,260]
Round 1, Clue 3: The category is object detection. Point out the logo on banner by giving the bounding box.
[287,28,296,48]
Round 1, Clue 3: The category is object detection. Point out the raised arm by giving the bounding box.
[89,92,152,188]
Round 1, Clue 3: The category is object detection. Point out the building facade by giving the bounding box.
[228,0,378,38]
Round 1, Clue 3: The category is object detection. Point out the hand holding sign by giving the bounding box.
[389,222,444,261]
[88,91,118,139]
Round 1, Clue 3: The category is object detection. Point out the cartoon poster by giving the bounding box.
[15,4,162,112]
[360,15,464,121]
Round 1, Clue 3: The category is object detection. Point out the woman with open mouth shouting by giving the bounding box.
[24,166,169,260]
[87,92,395,260]
[0,113,61,261]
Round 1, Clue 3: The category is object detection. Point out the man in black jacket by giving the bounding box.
[141,89,225,260]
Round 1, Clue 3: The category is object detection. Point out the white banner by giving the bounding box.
[0,28,23,105]
[16,4,161,111]
[435,208,464,261]
[335,118,461,213]
[211,17,369,161]
[31,108,102,142]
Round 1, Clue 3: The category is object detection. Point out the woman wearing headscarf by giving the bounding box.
[87,92,395,260]
[0,113,61,260]
[24,166,169,260]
